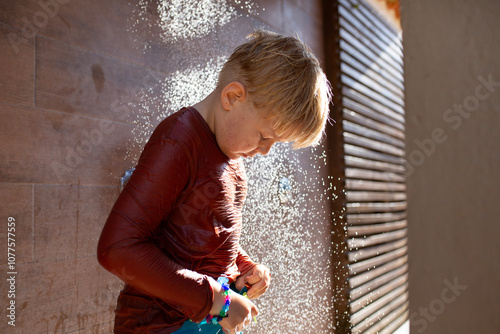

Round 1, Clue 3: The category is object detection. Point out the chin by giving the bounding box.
[226,152,242,160]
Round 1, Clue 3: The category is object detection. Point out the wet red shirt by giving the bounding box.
[97,107,256,333]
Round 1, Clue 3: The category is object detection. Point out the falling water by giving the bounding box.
[125,1,336,332]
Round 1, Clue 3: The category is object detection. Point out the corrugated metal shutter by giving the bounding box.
[324,0,409,332]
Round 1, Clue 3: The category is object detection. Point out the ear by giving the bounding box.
[220,81,246,111]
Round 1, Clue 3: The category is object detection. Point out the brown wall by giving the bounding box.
[0,1,331,333]
[401,0,500,333]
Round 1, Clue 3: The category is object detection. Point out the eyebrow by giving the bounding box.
[266,133,288,143]
[264,127,280,139]
[262,131,279,141]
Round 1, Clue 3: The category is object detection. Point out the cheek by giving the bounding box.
[221,122,258,152]
[232,135,251,151]
[222,130,245,152]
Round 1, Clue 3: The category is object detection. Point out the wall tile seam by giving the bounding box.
[34,34,174,76]
[1,101,138,128]
[16,253,105,265]
[31,183,35,262]
[2,181,121,188]
[34,34,37,108]
[0,20,31,35]
[0,181,43,187]
[33,183,121,189]
[61,320,115,334]
[0,25,35,109]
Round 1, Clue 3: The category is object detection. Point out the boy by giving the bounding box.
[97,30,331,334]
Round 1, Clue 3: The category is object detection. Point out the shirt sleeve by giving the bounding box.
[236,245,257,276]
[97,130,215,322]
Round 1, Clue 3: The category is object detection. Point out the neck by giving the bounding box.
[193,90,219,133]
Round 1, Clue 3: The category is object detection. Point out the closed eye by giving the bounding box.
[260,132,271,141]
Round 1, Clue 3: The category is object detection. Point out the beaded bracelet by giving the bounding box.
[199,277,231,325]
[218,277,231,318]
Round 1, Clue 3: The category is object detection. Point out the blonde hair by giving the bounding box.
[218,30,332,148]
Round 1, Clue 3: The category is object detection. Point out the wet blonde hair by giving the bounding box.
[218,30,332,148]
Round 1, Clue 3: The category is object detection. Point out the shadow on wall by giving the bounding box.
[0,0,333,333]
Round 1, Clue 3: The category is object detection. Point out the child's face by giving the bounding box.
[215,100,284,160]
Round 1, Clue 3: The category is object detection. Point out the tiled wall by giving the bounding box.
[0,0,330,333]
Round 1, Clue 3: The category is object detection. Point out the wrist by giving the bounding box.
[209,281,223,315]
[209,277,232,317]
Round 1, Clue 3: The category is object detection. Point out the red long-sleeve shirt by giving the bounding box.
[97,107,256,333]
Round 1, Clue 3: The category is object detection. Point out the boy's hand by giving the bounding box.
[219,293,258,334]
[235,264,271,299]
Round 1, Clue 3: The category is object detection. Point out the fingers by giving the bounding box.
[218,294,258,334]
[221,316,254,334]
[234,274,247,291]
[245,270,262,285]
[247,279,267,299]
[246,266,271,299]
[221,316,253,334]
